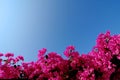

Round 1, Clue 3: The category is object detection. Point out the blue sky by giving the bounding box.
[0,0,120,62]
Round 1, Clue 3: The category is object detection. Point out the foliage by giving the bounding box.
[0,31,120,80]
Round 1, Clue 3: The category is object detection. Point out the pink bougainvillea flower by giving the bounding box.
[64,45,75,57]
[5,53,14,57]
[66,45,75,51]
[0,53,3,57]
[38,48,47,58]
[17,56,24,61]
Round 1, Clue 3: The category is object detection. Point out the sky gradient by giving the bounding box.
[0,0,120,62]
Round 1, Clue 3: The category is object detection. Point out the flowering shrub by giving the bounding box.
[0,31,120,80]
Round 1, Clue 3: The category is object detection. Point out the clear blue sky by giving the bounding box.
[0,0,120,62]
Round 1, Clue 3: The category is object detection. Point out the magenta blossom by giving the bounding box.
[5,53,14,57]
[38,48,47,58]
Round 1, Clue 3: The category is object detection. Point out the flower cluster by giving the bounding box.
[0,31,120,80]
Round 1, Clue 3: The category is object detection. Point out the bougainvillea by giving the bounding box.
[0,31,120,80]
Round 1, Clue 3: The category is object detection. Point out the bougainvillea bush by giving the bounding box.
[0,31,120,80]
